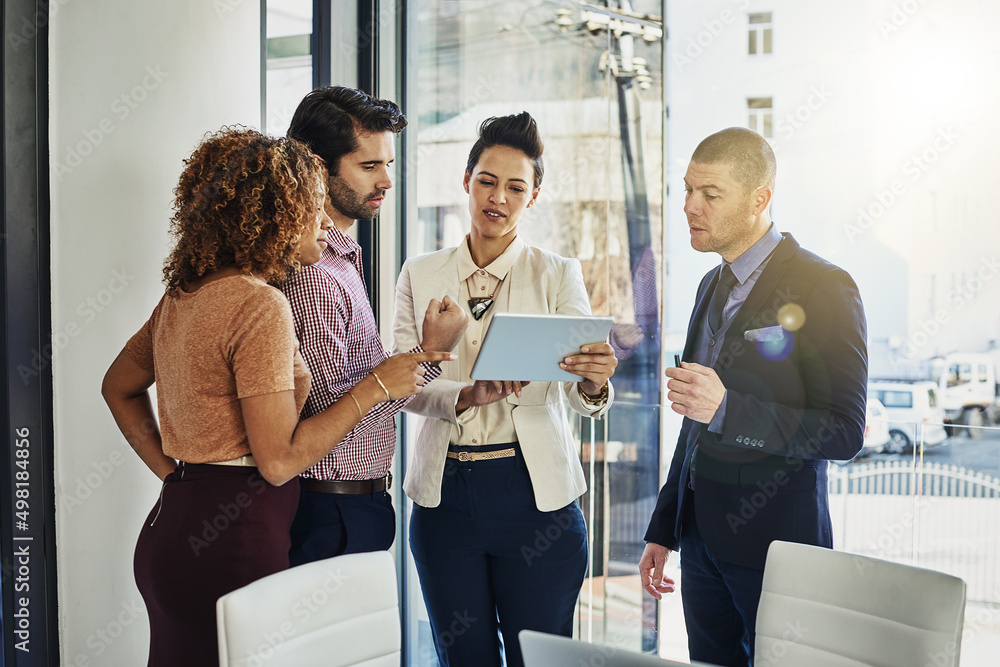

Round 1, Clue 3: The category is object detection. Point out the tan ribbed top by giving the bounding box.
[126,275,310,463]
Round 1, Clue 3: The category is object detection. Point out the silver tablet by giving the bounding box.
[520,630,709,667]
[470,312,614,382]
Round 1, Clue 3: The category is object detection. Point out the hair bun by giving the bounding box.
[466,111,545,187]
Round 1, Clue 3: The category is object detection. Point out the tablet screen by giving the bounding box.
[470,312,614,382]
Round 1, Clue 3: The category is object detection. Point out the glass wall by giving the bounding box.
[262,1,1000,663]
[264,0,313,134]
[402,0,666,661]
[829,422,1000,664]
[663,2,1000,661]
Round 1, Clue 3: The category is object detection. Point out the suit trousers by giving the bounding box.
[288,481,395,566]
[134,462,299,667]
[679,498,765,667]
[409,443,588,667]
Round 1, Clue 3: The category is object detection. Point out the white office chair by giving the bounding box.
[217,551,400,667]
[756,541,966,667]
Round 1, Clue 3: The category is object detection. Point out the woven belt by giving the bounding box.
[302,475,391,495]
[204,454,257,467]
[446,447,516,462]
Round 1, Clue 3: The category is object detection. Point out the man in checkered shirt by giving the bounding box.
[281,86,467,566]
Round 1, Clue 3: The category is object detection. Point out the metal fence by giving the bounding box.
[830,459,1000,497]
[829,460,1000,605]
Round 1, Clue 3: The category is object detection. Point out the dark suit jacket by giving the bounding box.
[644,233,867,570]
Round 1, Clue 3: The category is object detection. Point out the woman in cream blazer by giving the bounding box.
[393,112,617,667]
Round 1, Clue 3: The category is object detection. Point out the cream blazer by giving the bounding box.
[392,241,614,511]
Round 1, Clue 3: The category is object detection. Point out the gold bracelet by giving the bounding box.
[345,391,364,419]
[581,381,609,405]
[371,372,391,402]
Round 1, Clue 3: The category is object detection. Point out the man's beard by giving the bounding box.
[328,177,384,221]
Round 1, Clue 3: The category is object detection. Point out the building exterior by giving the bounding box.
[666,1,1000,378]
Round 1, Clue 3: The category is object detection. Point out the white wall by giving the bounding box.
[50,3,260,664]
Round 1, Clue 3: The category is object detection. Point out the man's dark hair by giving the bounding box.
[287,86,406,173]
[691,126,776,193]
[466,111,544,188]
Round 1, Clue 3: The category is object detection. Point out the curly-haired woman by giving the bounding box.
[102,127,454,667]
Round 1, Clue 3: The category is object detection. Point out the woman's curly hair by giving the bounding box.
[163,126,325,293]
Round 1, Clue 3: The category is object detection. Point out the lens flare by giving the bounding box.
[757,333,794,361]
[777,303,806,331]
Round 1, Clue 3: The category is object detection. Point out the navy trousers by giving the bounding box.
[679,500,766,667]
[288,479,395,567]
[410,443,588,667]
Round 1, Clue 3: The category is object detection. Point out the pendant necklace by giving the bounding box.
[468,274,505,321]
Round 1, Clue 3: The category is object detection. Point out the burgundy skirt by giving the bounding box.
[133,463,299,667]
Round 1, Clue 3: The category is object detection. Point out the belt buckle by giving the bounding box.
[458,452,472,462]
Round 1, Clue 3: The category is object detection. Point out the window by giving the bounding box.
[668,6,1000,655]
[749,12,773,55]
[405,0,665,660]
[747,97,773,137]
[948,363,972,388]
[264,0,313,134]
[878,390,914,409]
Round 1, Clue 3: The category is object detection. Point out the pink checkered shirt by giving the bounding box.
[279,226,440,481]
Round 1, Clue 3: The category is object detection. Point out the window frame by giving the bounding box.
[747,96,774,137]
[748,11,773,55]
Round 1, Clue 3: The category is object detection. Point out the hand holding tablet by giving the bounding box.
[559,340,618,396]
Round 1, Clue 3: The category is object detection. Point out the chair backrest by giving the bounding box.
[756,541,966,667]
[217,551,400,667]
[519,630,716,667]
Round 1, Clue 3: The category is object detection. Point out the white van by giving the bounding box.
[867,380,949,454]
[862,397,891,455]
